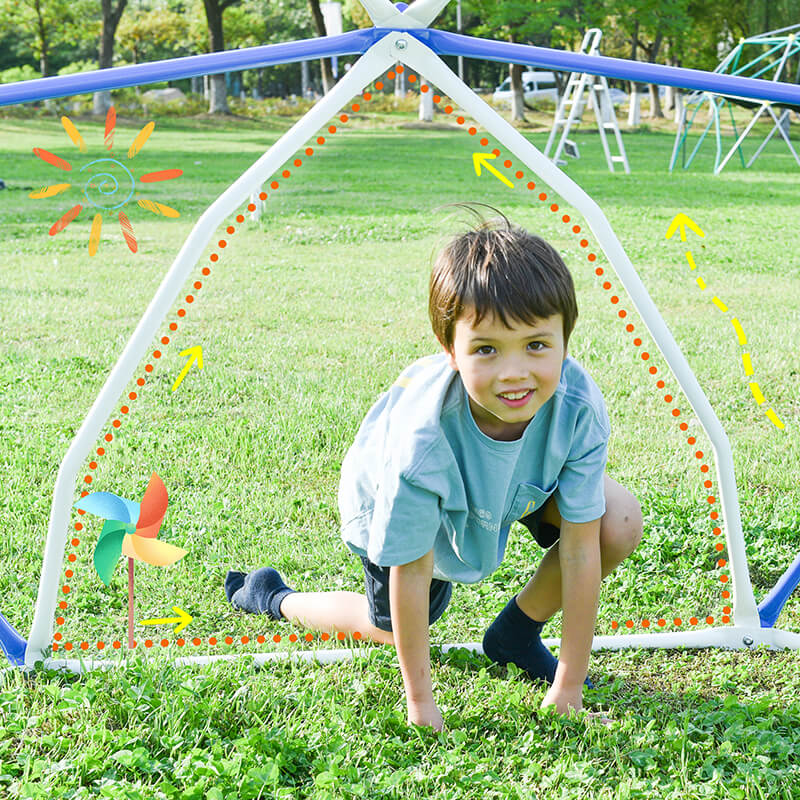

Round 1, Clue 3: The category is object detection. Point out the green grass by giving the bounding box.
[1,105,799,798]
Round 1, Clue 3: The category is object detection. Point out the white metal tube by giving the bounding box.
[31,623,800,675]
[391,35,760,627]
[404,0,452,27]
[358,0,404,27]
[38,640,484,674]
[715,104,767,174]
[748,106,800,168]
[25,37,398,668]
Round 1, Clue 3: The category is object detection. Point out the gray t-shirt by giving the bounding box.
[338,352,610,583]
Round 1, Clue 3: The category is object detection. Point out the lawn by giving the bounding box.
[0,90,799,798]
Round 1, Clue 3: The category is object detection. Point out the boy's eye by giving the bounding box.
[474,342,545,355]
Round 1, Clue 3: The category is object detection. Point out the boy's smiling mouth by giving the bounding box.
[497,389,534,407]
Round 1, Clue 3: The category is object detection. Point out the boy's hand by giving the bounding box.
[542,684,583,715]
[541,685,613,725]
[407,697,444,731]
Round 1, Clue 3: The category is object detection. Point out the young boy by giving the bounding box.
[225,207,642,731]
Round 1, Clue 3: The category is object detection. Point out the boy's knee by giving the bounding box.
[602,492,643,560]
[621,495,643,554]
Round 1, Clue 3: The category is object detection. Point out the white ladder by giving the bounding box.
[544,28,630,173]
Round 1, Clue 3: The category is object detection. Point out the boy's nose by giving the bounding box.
[497,357,531,382]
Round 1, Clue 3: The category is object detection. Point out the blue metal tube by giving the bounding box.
[3,25,799,109]
[0,29,386,107]
[0,611,27,667]
[758,551,800,628]
[417,29,800,106]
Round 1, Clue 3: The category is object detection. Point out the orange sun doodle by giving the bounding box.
[29,107,183,256]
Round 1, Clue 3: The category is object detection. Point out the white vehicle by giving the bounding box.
[492,70,559,105]
[607,88,628,106]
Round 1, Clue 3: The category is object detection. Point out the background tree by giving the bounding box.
[116,5,190,64]
[342,0,370,28]
[93,0,128,114]
[611,0,691,118]
[307,0,334,93]
[468,0,600,122]
[252,0,316,97]
[0,0,89,77]
[200,0,241,113]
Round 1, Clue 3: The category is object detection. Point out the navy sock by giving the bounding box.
[483,595,593,688]
[225,567,295,620]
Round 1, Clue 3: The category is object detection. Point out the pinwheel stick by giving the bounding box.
[128,557,135,649]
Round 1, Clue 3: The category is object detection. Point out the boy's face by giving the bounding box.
[441,306,566,441]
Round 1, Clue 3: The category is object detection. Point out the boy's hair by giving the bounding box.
[428,204,578,353]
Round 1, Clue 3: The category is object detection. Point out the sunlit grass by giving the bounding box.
[0,110,798,798]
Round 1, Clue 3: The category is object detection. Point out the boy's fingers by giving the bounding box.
[585,710,614,726]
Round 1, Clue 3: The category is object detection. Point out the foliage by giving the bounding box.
[0,64,39,84]
[56,59,101,76]
[0,0,97,76]
[342,0,371,29]
[116,5,191,64]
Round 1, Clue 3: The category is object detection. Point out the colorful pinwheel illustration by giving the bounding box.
[74,472,186,648]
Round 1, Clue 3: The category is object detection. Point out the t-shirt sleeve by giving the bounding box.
[554,405,609,523]
[366,470,442,567]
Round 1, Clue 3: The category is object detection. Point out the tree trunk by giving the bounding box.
[307,0,334,93]
[93,0,127,114]
[394,69,406,98]
[673,89,683,125]
[648,85,663,119]
[627,84,641,127]
[203,0,232,113]
[665,83,675,112]
[510,63,526,122]
[34,0,49,77]
[646,32,664,119]
[418,76,433,121]
[209,74,229,113]
[628,19,643,117]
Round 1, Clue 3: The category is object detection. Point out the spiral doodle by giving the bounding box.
[31,106,181,255]
[79,158,135,211]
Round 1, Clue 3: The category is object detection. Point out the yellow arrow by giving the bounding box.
[665,213,705,241]
[140,606,193,634]
[472,152,514,188]
[171,345,203,392]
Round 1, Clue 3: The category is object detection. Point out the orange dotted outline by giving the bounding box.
[56,100,370,654]
[54,66,729,653]
[420,72,730,633]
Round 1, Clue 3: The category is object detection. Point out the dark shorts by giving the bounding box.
[360,555,452,632]
[517,502,562,549]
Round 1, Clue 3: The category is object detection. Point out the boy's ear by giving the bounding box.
[438,337,459,372]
